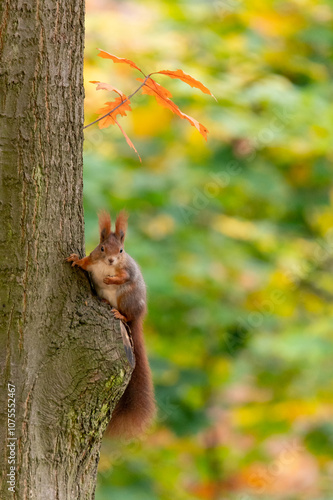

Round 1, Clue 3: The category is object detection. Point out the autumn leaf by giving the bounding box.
[137,77,182,116]
[97,49,142,73]
[95,96,140,160]
[154,69,216,100]
[115,119,142,163]
[140,78,173,100]
[90,81,125,97]
[137,77,209,140]
[179,112,208,141]
[86,51,212,149]
[97,97,132,129]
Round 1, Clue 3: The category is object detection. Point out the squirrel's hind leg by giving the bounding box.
[111,308,128,322]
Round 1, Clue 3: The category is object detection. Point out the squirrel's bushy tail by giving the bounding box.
[107,319,155,439]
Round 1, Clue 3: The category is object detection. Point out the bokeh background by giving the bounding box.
[83,1,333,498]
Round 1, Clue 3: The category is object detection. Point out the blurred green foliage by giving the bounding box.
[83,0,333,498]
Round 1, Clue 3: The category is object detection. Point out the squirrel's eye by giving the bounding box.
[101,246,104,252]
[120,248,123,253]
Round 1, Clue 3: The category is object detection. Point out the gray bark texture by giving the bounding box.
[0,1,133,499]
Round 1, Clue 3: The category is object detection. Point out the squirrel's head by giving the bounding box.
[90,210,128,267]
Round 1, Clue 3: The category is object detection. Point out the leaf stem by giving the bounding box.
[83,74,150,129]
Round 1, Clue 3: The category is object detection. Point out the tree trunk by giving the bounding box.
[0,1,133,499]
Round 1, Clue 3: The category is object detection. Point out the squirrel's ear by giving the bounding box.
[115,210,128,244]
[98,211,112,242]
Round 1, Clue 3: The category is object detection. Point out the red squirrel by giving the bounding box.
[66,211,155,438]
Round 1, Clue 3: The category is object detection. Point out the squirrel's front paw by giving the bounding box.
[103,276,114,284]
[66,253,80,267]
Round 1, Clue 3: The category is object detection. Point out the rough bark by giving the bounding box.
[0,1,133,499]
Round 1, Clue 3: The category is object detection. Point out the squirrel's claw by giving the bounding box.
[66,253,79,266]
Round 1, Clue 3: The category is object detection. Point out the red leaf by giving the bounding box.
[90,81,125,97]
[97,97,132,129]
[154,69,216,100]
[114,119,142,162]
[97,49,142,72]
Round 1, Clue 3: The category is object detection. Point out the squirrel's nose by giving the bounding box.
[108,258,114,265]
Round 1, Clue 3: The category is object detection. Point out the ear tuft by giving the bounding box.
[115,210,128,243]
[98,211,112,242]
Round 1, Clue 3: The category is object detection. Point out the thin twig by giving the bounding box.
[83,74,151,129]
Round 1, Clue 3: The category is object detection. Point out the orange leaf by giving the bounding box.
[90,81,125,97]
[179,112,208,141]
[140,78,173,99]
[97,49,142,72]
[138,78,209,140]
[154,69,216,100]
[114,119,142,162]
[97,97,132,129]
[137,77,182,117]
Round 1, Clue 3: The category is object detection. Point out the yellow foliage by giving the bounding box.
[212,215,258,241]
[309,208,333,237]
[132,101,172,137]
[233,400,320,427]
[143,214,175,240]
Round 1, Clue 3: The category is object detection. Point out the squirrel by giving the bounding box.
[66,210,155,439]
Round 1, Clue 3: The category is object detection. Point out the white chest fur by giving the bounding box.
[88,260,118,308]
